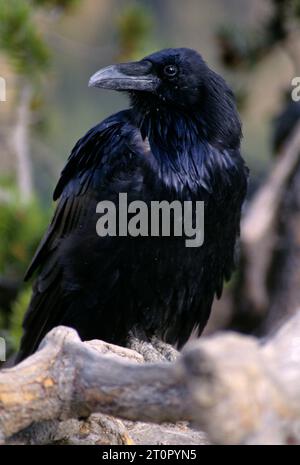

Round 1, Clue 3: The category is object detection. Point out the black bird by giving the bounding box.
[16,48,248,363]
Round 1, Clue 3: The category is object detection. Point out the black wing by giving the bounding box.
[16,111,137,362]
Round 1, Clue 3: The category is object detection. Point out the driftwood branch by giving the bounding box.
[1,311,300,445]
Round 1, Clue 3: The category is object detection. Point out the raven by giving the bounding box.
[16,48,248,363]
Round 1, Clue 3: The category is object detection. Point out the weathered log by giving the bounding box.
[1,310,300,445]
[0,327,190,442]
[7,416,209,446]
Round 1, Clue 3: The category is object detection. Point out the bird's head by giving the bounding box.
[89,48,241,146]
[89,48,227,108]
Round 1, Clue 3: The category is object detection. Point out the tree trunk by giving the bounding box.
[13,82,34,204]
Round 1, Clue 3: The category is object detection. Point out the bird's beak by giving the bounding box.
[88,60,159,92]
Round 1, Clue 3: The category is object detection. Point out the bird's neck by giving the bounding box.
[132,95,201,138]
[130,87,241,151]
[130,96,215,193]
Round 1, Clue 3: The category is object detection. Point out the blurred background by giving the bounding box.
[0,0,300,359]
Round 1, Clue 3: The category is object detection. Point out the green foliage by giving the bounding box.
[0,0,79,76]
[295,0,300,17]
[0,192,50,279]
[117,3,152,60]
[9,285,31,350]
[0,190,50,349]
[0,285,31,354]
[0,310,4,330]
[0,0,81,352]
[33,0,79,9]
[0,0,50,75]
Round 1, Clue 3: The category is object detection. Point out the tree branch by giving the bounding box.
[1,311,300,445]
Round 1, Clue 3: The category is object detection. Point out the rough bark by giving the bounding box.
[7,417,209,446]
[1,310,300,445]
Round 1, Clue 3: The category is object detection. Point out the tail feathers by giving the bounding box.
[15,278,65,364]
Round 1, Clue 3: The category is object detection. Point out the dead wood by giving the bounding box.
[1,310,300,445]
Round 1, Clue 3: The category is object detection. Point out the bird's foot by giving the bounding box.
[150,336,179,362]
[127,336,165,362]
[127,330,179,363]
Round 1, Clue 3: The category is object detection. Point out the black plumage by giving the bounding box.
[16,48,248,363]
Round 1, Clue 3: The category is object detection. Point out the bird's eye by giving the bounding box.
[163,64,178,78]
